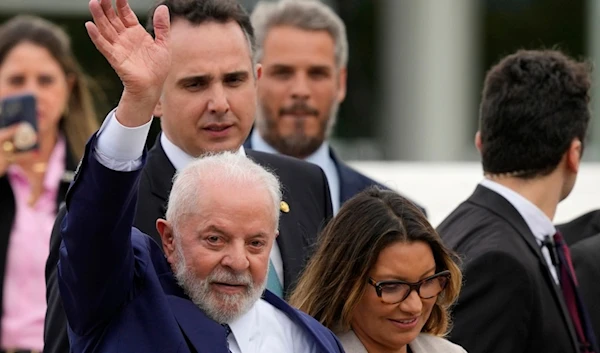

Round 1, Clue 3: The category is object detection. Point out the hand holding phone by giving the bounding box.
[0,124,21,176]
[0,94,38,153]
[0,94,38,176]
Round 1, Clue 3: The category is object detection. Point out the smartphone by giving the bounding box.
[0,93,38,152]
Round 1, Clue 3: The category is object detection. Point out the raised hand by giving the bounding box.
[85,0,170,127]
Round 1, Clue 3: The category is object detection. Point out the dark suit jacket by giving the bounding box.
[56,136,343,352]
[557,210,600,246]
[436,185,579,353]
[571,233,600,347]
[243,139,427,216]
[0,141,75,346]
[45,135,333,353]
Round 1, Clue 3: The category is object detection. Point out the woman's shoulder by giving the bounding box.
[335,330,368,353]
[410,333,467,353]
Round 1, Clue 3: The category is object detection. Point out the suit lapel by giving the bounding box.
[469,185,579,350]
[146,135,176,210]
[329,148,360,205]
[167,295,230,353]
[276,199,307,296]
[159,270,230,353]
[263,290,338,352]
[246,151,309,296]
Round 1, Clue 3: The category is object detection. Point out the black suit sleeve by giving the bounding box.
[44,203,70,353]
[449,250,534,353]
[571,233,600,344]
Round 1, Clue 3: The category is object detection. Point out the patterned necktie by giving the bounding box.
[266,259,283,297]
[222,324,233,353]
[553,231,598,353]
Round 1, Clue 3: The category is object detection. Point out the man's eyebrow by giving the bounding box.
[223,71,250,79]
[177,74,213,86]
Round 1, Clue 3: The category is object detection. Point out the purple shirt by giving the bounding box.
[2,137,65,350]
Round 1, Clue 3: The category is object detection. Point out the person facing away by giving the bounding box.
[436,49,597,353]
[557,209,600,344]
[245,0,426,215]
[290,187,466,353]
[0,15,98,353]
[56,2,344,351]
[44,0,335,351]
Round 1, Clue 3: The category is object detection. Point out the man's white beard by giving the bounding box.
[173,241,267,324]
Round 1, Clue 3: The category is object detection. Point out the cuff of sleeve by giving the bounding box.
[96,108,153,161]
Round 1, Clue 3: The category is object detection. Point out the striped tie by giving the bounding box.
[266,259,283,297]
[553,231,598,353]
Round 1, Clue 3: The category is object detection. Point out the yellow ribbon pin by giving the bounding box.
[280,201,290,213]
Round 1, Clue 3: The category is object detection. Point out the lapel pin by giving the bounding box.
[280,201,290,213]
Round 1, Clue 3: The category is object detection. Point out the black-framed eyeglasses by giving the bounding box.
[368,270,451,304]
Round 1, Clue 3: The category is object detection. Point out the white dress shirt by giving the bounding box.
[250,129,340,214]
[94,111,314,352]
[479,178,559,284]
[227,299,319,353]
[95,111,284,287]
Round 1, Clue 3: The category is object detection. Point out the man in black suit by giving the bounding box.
[557,209,600,245]
[244,0,425,215]
[437,49,594,353]
[43,1,332,352]
[556,208,600,347]
[571,233,600,348]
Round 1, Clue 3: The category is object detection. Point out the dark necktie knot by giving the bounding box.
[222,323,232,336]
[222,324,232,353]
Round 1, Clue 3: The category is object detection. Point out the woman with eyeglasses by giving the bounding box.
[289,187,466,353]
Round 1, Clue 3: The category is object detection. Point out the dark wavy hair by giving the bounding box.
[290,187,462,336]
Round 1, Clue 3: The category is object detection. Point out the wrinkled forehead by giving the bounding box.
[178,181,277,228]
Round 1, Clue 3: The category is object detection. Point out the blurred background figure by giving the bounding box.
[558,209,600,246]
[0,15,98,353]
[246,0,429,215]
[290,187,464,353]
[437,49,595,353]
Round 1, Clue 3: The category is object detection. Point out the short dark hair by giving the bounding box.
[146,0,255,54]
[479,49,591,178]
[289,187,462,336]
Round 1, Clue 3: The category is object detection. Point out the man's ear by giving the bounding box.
[153,96,163,118]
[157,219,176,262]
[566,138,582,174]
[255,63,263,83]
[474,131,483,153]
[337,67,348,103]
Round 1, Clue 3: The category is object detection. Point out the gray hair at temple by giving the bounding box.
[251,0,348,69]
[165,152,282,234]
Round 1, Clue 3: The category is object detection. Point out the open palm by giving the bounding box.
[86,0,170,99]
